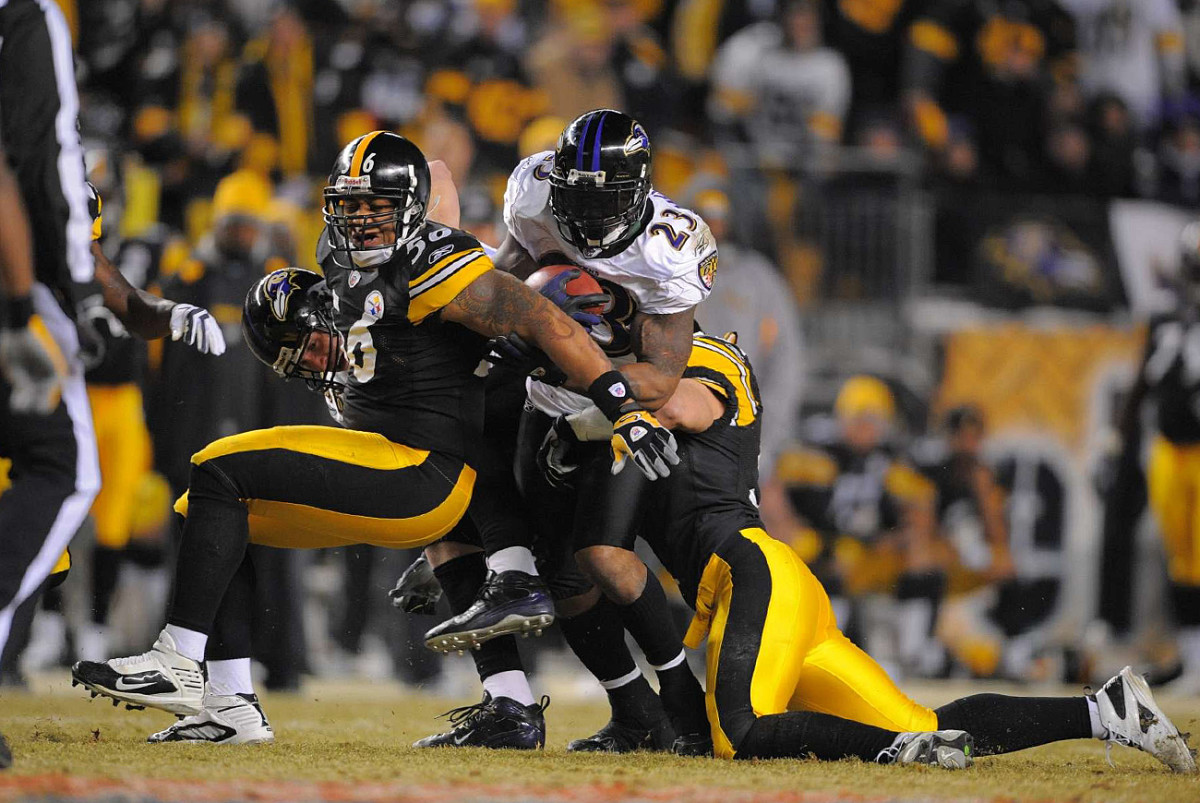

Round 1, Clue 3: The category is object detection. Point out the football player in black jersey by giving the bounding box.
[71,131,680,744]
[520,331,1195,772]
[1111,222,1200,694]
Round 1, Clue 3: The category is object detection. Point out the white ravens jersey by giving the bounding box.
[504,150,718,417]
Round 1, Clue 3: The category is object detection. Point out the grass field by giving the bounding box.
[1,673,1198,803]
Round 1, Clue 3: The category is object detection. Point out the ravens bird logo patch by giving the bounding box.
[264,270,299,322]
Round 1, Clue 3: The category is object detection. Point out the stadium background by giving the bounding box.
[2,1,1200,795]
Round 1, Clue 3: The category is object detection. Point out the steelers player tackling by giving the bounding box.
[71,131,678,743]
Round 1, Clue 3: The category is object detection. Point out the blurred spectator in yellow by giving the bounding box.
[773,376,943,676]
[237,4,315,177]
[527,3,622,120]
[518,115,566,158]
[709,0,851,168]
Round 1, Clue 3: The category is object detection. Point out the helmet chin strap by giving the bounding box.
[351,244,396,268]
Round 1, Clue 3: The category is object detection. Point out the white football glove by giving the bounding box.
[0,325,62,414]
[169,303,226,355]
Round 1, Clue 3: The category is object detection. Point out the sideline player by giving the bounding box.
[71,132,679,742]
[425,109,718,753]
[0,0,222,769]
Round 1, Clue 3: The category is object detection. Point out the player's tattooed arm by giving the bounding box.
[442,268,614,390]
[621,308,695,410]
[92,243,174,339]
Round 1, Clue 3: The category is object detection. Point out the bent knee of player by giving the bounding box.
[424,540,482,567]
[185,459,243,506]
[575,545,646,605]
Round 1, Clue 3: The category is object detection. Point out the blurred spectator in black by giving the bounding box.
[147,169,272,496]
[1042,118,1094,194]
[904,0,1077,190]
[236,4,317,177]
[426,0,545,178]
[1059,0,1185,133]
[604,0,677,134]
[709,0,851,168]
[459,183,502,247]
[1154,111,1200,206]
[819,0,927,141]
[1087,92,1139,197]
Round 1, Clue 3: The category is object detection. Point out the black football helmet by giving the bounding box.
[243,268,341,390]
[549,110,652,258]
[323,131,431,267]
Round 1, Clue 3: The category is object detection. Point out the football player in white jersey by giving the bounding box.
[426,109,720,753]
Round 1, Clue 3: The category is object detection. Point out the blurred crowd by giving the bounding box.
[5,0,1200,693]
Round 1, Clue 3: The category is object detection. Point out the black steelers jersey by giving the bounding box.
[1143,313,1200,445]
[638,332,763,606]
[318,221,493,458]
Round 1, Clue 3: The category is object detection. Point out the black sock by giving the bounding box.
[206,551,255,660]
[166,464,251,635]
[736,711,899,761]
[91,546,122,625]
[616,572,707,735]
[559,595,662,727]
[432,552,522,681]
[935,694,1092,755]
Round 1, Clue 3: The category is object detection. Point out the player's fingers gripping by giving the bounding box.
[199,310,226,355]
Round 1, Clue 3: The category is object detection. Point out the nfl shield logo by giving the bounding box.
[349,270,361,288]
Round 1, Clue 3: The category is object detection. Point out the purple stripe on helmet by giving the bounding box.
[576,114,594,171]
[591,111,609,173]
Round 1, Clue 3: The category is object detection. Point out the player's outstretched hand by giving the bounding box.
[169,303,226,355]
[610,407,679,480]
[0,325,61,414]
[538,269,605,330]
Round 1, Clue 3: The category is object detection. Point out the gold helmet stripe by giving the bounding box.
[349,130,387,177]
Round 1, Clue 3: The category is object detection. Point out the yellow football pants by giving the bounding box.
[686,528,938,759]
[173,425,475,550]
[87,383,152,549]
[1148,436,1200,585]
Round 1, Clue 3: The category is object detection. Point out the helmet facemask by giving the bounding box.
[270,306,345,392]
[549,171,649,258]
[322,177,425,269]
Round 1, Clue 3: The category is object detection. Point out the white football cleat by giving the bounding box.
[1095,666,1198,773]
[879,730,974,769]
[70,630,205,716]
[148,692,274,745]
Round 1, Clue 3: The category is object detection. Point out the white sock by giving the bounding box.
[599,666,642,691]
[485,547,538,576]
[162,624,207,662]
[207,658,255,697]
[649,649,686,672]
[482,670,535,706]
[1086,695,1107,739]
[1178,626,1200,673]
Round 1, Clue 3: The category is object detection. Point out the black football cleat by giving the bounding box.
[567,716,676,753]
[671,731,714,757]
[423,571,555,653]
[413,693,548,749]
[0,729,11,769]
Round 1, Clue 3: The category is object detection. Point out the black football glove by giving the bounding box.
[388,554,443,615]
[485,332,568,386]
[586,370,680,481]
[536,415,584,488]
